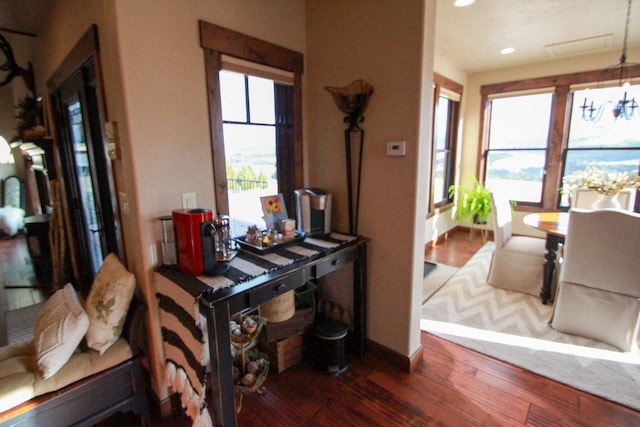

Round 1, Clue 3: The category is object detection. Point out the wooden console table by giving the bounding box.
[155,234,368,426]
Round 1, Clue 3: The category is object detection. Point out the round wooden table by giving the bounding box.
[523,212,569,304]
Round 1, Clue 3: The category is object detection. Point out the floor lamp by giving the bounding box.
[325,79,374,235]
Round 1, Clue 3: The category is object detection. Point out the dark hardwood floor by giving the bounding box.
[3,230,639,426]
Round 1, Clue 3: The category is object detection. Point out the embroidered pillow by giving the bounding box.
[34,283,89,379]
[85,253,135,355]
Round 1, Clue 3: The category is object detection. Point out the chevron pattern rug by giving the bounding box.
[422,262,459,303]
[421,241,640,411]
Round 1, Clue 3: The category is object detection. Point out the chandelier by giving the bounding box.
[581,0,639,122]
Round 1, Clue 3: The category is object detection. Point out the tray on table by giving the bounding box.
[233,230,306,254]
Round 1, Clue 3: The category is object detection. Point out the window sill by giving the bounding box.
[427,202,454,219]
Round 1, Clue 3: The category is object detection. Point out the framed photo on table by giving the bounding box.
[260,194,288,230]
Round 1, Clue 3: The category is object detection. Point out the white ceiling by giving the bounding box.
[435,0,640,73]
[1,0,639,74]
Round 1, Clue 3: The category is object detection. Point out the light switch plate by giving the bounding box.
[386,141,406,156]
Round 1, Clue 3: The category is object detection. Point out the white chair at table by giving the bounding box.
[486,192,546,296]
[551,208,640,351]
[571,188,637,210]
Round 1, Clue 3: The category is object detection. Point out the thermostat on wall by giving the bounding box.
[386,141,406,156]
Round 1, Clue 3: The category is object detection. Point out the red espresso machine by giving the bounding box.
[172,208,213,276]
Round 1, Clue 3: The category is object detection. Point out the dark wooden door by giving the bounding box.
[50,59,121,288]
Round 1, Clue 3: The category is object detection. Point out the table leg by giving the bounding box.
[203,301,236,427]
[352,243,367,356]
[540,234,562,305]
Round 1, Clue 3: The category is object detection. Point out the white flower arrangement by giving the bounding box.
[563,166,640,195]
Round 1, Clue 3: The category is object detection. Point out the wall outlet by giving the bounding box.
[182,192,196,209]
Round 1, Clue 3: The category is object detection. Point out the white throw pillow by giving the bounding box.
[0,206,25,236]
[34,283,89,379]
[85,253,135,355]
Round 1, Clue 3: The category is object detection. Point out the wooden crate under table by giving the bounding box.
[262,332,306,373]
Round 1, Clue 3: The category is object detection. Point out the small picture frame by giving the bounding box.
[260,194,288,230]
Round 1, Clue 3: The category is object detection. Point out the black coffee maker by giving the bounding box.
[295,188,332,236]
[200,221,230,276]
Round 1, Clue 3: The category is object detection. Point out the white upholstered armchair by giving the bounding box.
[551,208,640,351]
[486,192,546,296]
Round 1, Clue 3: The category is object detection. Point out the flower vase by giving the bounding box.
[591,193,621,210]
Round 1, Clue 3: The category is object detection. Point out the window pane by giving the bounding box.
[485,150,545,203]
[435,97,450,151]
[433,151,447,202]
[569,86,640,148]
[248,76,275,124]
[220,71,246,122]
[223,123,277,228]
[485,93,552,204]
[571,85,640,131]
[431,94,457,206]
[559,85,640,207]
[488,93,553,149]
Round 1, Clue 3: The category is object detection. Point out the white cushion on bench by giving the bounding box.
[0,338,132,413]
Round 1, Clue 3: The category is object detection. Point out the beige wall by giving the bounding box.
[306,0,435,358]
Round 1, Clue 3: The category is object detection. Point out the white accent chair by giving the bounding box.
[486,192,546,296]
[571,188,637,211]
[551,208,640,351]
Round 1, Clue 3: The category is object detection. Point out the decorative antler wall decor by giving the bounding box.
[0,32,35,95]
[325,79,374,235]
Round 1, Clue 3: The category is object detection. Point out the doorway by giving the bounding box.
[48,27,122,290]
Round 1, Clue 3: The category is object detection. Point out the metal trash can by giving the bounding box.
[315,316,348,376]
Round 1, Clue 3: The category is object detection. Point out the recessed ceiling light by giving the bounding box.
[454,0,475,7]
[500,47,515,55]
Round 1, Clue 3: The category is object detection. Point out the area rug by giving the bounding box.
[421,241,640,411]
[423,262,459,303]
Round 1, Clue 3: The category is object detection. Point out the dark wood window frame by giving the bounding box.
[199,21,304,216]
[429,73,462,215]
[478,64,640,212]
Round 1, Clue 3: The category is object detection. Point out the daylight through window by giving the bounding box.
[220,70,278,234]
[480,68,640,211]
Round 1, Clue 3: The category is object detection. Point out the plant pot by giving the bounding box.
[473,214,487,225]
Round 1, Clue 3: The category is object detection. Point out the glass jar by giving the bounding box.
[213,215,232,261]
[159,215,176,265]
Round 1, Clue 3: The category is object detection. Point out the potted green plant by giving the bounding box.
[448,178,492,224]
[14,95,45,140]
